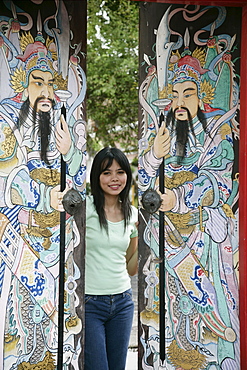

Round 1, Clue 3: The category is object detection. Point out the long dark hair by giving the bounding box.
[90,147,132,231]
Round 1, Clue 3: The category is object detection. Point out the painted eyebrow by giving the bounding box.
[31,73,54,83]
[172,87,196,94]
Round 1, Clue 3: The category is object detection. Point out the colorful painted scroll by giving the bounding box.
[138,3,240,369]
[0,1,86,369]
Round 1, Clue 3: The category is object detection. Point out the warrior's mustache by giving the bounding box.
[34,96,54,110]
[174,106,191,117]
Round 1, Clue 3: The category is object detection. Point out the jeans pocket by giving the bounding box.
[85,295,93,304]
[123,288,133,301]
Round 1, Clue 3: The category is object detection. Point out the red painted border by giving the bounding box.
[132,0,247,5]
[133,0,247,367]
[133,0,246,6]
[239,4,247,368]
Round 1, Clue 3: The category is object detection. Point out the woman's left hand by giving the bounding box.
[126,236,138,276]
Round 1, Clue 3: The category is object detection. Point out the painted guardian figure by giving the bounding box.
[0,2,86,368]
[139,5,239,370]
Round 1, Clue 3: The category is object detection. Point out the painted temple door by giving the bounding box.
[137,1,247,369]
[0,1,86,369]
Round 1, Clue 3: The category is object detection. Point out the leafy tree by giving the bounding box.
[87,0,139,156]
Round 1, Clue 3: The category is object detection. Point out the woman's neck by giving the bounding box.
[104,195,123,222]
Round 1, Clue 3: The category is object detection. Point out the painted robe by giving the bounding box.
[138,107,239,369]
[0,91,86,368]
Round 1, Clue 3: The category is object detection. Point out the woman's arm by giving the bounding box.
[126,236,138,276]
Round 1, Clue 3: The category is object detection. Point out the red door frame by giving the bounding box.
[133,0,247,367]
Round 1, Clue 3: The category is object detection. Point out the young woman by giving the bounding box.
[85,147,138,370]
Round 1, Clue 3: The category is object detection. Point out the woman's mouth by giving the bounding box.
[109,185,120,190]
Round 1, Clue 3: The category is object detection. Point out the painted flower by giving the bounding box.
[223,51,232,63]
[207,36,217,48]
[139,137,149,151]
[65,275,77,295]
[11,19,21,33]
[145,271,159,287]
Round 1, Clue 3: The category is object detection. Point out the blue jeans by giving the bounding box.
[84,289,134,370]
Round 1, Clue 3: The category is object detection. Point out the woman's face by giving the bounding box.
[99,159,127,196]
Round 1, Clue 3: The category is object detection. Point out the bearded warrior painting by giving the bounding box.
[0,1,86,368]
[138,4,240,369]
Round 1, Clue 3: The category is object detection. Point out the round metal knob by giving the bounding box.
[62,188,83,215]
[141,189,162,214]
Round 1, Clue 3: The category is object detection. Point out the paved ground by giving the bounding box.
[126,275,138,369]
[129,275,138,347]
[126,348,138,370]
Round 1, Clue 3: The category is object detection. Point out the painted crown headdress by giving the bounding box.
[164,48,215,104]
[17,39,54,85]
[10,32,67,93]
[172,55,208,96]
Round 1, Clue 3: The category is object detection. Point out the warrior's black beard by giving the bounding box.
[166,106,208,163]
[18,97,55,165]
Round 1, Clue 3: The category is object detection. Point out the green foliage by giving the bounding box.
[87,0,139,156]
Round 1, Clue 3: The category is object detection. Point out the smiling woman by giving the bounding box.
[99,159,127,199]
[84,147,138,370]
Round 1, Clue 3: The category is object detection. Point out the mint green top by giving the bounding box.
[85,195,138,295]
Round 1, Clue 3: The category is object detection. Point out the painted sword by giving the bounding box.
[154,7,174,364]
